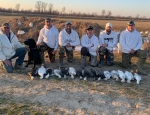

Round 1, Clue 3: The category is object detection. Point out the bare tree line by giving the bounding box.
[0,1,149,20]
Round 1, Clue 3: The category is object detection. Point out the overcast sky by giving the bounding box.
[1,0,150,18]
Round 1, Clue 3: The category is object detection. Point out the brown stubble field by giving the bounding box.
[54,17,150,32]
[0,15,150,114]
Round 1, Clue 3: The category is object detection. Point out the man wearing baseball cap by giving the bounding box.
[37,18,59,66]
[120,20,148,75]
[81,25,99,68]
[58,21,80,68]
[98,22,118,68]
[0,22,27,73]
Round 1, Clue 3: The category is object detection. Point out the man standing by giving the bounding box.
[0,23,27,73]
[37,18,59,66]
[98,23,118,68]
[120,21,147,75]
[81,26,99,68]
[58,21,80,68]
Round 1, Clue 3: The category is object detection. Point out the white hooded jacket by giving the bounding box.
[58,28,80,47]
[81,34,99,56]
[99,30,118,51]
[0,27,25,61]
[37,25,59,50]
[120,28,142,53]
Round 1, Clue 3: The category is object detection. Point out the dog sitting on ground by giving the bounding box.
[24,38,41,69]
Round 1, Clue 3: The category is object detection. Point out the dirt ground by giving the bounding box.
[0,16,150,114]
[0,51,150,115]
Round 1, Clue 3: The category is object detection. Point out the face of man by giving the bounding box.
[87,29,93,38]
[2,27,10,35]
[45,20,52,29]
[65,24,72,34]
[127,25,135,32]
[105,26,112,33]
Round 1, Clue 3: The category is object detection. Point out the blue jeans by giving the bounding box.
[2,47,26,73]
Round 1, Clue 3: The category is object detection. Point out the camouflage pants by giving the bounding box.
[98,46,114,66]
[122,49,147,68]
[39,42,55,62]
[59,46,74,62]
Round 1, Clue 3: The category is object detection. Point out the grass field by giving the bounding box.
[1,15,150,32]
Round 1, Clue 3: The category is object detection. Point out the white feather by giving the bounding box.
[38,66,46,79]
[69,67,76,79]
[80,76,83,79]
[17,30,25,35]
[104,71,111,80]
[18,22,22,26]
[54,69,61,78]
[45,73,50,79]
[83,77,87,81]
[134,73,142,84]
[111,70,119,81]
[125,71,134,83]
[29,22,33,27]
[118,70,125,82]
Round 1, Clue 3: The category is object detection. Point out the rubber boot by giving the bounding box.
[39,51,45,66]
[59,53,64,68]
[90,55,97,67]
[121,53,131,69]
[136,58,148,75]
[97,55,104,68]
[66,50,73,63]
[81,55,86,69]
[14,62,25,70]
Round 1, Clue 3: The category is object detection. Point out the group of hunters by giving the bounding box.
[0,18,148,76]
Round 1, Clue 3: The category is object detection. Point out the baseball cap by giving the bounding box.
[2,22,10,28]
[65,21,72,25]
[105,23,112,28]
[45,18,51,22]
[127,20,135,26]
[87,26,93,30]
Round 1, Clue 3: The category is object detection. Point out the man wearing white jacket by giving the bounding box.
[37,18,59,66]
[98,23,118,68]
[0,23,27,73]
[58,21,80,68]
[120,21,147,75]
[81,26,99,68]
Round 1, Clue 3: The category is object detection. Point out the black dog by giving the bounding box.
[24,38,41,69]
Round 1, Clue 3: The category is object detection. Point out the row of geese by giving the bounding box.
[28,65,142,84]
